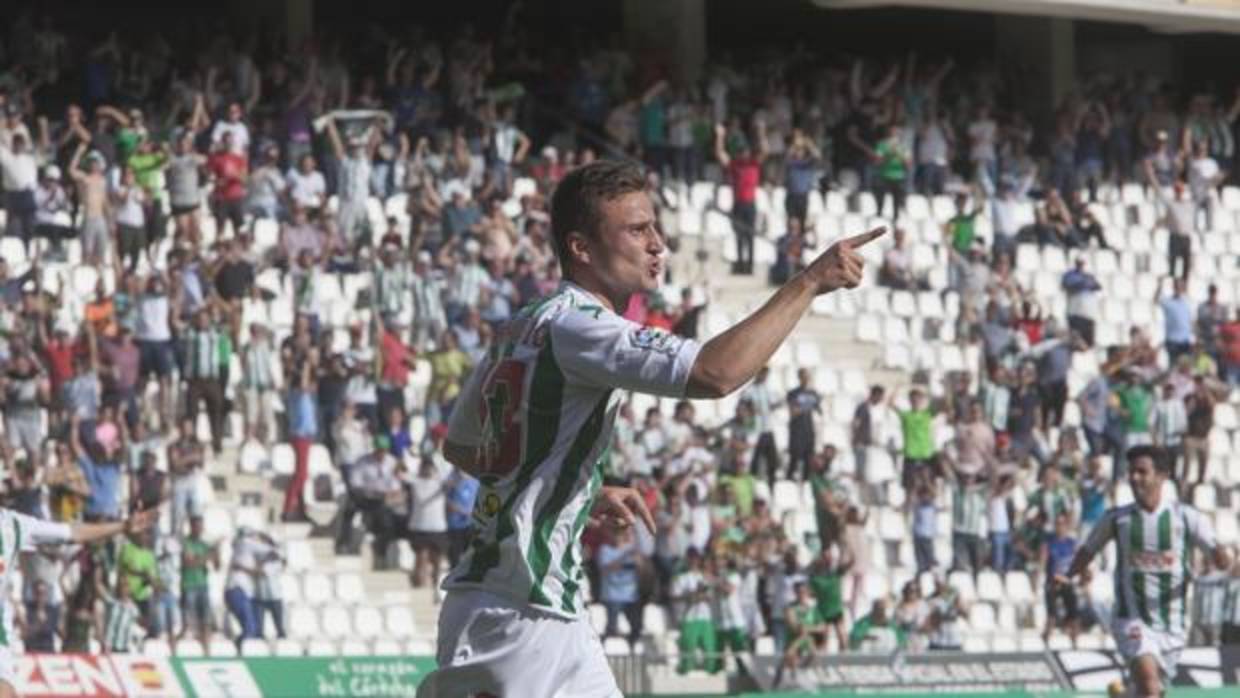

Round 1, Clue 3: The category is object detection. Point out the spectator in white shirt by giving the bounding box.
[405,455,451,588]
[211,102,251,156]
[0,132,40,252]
[1151,382,1188,479]
[286,154,327,214]
[1188,140,1223,231]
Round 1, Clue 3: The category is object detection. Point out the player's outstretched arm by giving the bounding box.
[686,227,886,399]
[70,508,159,544]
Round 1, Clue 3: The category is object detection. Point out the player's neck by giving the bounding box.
[564,273,629,314]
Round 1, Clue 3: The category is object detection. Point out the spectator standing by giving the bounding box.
[1183,376,1216,486]
[1042,511,1080,645]
[807,545,851,652]
[874,123,910,224]
[948,467,988,575]
[714,120,767,275]
[1061,257,1101,347]
[1156,277,1195,364]
[740,366,780,484]
[785,368,822,482]
[1154,181,1197,279]
[926,577,966,651]
[166,419,205,537]
[851,385,885,481]
[178,515,217,653]
[673,549,719,674]
[207,131,249,239]
[0,132,40,254]
[180,309,227,453]
[896,388,937,491]
[283,360,318,522]
[444,468,478,568]
[597,526,643,649]
[253,538,287,639]
[912,481,939,573]
[406,455,450,584]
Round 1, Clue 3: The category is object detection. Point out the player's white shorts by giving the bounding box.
[1111,617,1185,679]
[415,589,623,698]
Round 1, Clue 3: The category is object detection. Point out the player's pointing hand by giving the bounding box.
[591,486,657,534]
[808,226,886,294]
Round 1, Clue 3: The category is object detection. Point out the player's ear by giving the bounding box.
[567,231,591,267]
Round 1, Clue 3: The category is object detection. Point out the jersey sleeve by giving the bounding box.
[1184,506,1219,554]
[552,308,700,398]
[14,512,73,550]
[446,359,489,448]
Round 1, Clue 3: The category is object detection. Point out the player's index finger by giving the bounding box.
[842,226,888,249]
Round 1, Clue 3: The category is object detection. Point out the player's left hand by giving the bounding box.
[591,486,657,534]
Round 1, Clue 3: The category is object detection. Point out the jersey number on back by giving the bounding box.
[480,360,526,476]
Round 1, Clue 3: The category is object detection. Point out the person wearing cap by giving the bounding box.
[69,142,111,266]
[33,164,71,258]
[339,435,401,564]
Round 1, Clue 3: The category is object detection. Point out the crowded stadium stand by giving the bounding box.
[4,1,1240,696]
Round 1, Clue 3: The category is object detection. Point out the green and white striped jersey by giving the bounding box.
[1080,496,1217,635]
[444,283,700,618]
[102,596,142,652]
[0,509,72,647]
[951,480,988,537]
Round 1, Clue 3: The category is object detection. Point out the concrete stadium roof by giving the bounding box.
[812,0,1240,34]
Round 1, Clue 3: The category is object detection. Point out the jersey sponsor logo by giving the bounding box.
[1131,550,1177,572]
[629,326,681,355]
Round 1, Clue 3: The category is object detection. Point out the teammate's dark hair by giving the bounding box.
[550,160,648,274]
[1126,445,1171,475]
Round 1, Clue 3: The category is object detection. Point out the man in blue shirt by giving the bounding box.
[784,132,822,228]
[71,416,123,521]
[1043,511,1080,645]
[1156,276,1194,365]
[445,468,478,568]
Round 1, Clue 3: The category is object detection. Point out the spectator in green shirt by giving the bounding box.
[849,599,907,652]
[808,545,852,651]
[117,529,159,624]
[1114,371,1153,459]
[179,515,219,651]
[944,190,986,290]
[778,582,828,682]
[896,388,939,491]
[874,123,911,225]
[808,445,847,548]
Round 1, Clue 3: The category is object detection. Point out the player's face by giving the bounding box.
[1128,456,1163,508]
[587,190,664,300]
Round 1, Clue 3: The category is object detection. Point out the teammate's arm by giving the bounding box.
[685,226,886,399]
[16,509,157,548]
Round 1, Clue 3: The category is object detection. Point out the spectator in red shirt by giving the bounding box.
[714,119,767,275]
[208,131,249,239]
[378,319,417,424]
[1220,306,1240,386]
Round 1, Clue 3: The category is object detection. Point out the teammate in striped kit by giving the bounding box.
[1064,446,1231,698]
[417,160,884,697]
[0,507,157,697]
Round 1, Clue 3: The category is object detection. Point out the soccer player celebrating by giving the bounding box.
[1062,445,1231,698]
[416,160,884,697]
[0,507,158,698]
